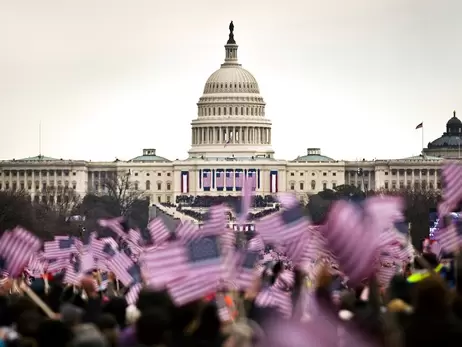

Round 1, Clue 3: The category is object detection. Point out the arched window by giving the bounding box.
[229,107,232,115]
[251,108,254,116]
[213,108,216,116]
[235,107,238,115]
[146,180,151,190]
[246,108,249,115]
[167,182,171,190]
[134,181,139,191]
[241,107,244,115]
[224,107,226,115]
[157,182,162,190]
[311,180,316,190]
[218,108,221,116]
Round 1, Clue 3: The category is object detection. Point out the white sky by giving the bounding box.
[1,0,462,161]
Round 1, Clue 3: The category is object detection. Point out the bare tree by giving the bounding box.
[0,190,35,234]
[36,185,82,217]
[98,171,146,216]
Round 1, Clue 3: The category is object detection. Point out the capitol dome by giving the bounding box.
[203,67,260,94]
[189,22,273,159]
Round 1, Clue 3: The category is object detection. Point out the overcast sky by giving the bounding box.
[1,0,462,162]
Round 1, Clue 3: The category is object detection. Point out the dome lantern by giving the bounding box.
[223,21,240,67]
[446,110,462,134]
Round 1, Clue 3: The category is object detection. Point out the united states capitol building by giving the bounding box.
[0,23,460,204]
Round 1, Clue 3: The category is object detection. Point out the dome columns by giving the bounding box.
[191,125,271,146]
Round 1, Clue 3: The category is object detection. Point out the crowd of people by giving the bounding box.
[0,251,461,347]
[1,177,462,346]
[170,195,279,222]
[175,195,276,208]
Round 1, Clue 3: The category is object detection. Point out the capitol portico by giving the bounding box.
[0,23,455,204]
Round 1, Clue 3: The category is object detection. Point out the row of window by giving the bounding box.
[91,171,171,178]
[0,170,76,177]
[93,180,171,192]
[199,106,264,117]
[383,169,441,176]
[0,181,77,191]
[204,81,258,92]
[289,181,337,191]
[382,181,442,190]
[348,169,442,176]
[290,172,337,177]
[32,194,75,204]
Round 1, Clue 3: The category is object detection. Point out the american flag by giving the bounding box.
[98,217,127,239]
[430,241,442,259]
[203,171,211,189]
[125,283,143,305]
[146,233,225,304]
[0,228,41,277]
[92,237,119,259]
[64,256,82,285]
[439,162,462,215]
[325,200,380,286]
[264,313,373,347]
[46,258,68,273]
[225,171,233,189]
[100,244,135,286]
[198,205,227,238]
[175,220,199,243]
[377,264,399,286]
[255,271,293,318]
[44,237,78,259]
[128,228,141,246]
[216,171,224,189]
[80,231,96,273]
[363,196,405,245]
[255,202,310,266]
[248,236,265,252]
[26,254,46,278]
[277,193,300,208]
[235,172,243,190]
[435,218,462,254]
[299,225,333,266]
[146,218,171,246]
[168,273,220,306]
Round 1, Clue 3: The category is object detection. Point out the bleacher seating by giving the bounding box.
[175,195,276,208]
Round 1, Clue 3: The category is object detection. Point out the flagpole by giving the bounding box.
[39,121,42,157]
[421,124,424,155]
